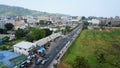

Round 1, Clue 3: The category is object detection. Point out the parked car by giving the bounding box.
[36,58,42,65]
[41,58,49,65]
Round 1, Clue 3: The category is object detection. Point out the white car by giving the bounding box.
[41,58,49,65]
[36,58,42,65]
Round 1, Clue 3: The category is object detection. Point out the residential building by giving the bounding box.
[0,17,15,29]
[70,16,82,22]
[13,21,28,30]
[14,41,36,55]
[0,51,22,68]
[88,19,100,29]
[0,20,6,29]
[88,19,100,25]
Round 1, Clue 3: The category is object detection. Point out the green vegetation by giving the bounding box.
[0,44,12,50]
[72,56,90,68]
[83,21,89,29]
[26,28,45,42]
[0,28,7,34]
[44,29,52,36]
[62,26,71,35]
[0,5,69,16]
[0,62,8,68]
[4,23,14,30]
[15,29,28,39]
[60,29,120,68]
[0,38,26,50]
[0,27,52,50]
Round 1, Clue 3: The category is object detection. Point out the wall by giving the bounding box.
[14,46,29,55]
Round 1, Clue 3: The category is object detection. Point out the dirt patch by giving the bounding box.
[112,44,120,51]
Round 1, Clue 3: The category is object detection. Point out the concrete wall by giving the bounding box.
[14,46,29,55]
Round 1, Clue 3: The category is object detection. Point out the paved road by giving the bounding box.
[35,23,83,68]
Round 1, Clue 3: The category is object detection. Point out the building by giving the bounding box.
[71,16,82,22]
[0,20,6,29]
[26,16,38,27]
[0,51,22,68]
[37,16,50,21]
[14,41,36,55]
[0,17,15,29]
[13,21,28,30]
[88,19,100,29]
[88,19,100,25]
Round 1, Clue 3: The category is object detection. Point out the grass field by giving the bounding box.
[58,29,120,68]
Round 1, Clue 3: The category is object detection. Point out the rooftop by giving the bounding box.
[14,41,36,50]
[13,21,25,26]
[0,51,21,68]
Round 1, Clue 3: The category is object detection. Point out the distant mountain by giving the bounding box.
[0,4,69,16]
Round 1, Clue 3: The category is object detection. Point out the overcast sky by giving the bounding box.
[0,0,120,17]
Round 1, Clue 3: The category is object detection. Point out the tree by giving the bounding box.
[108,21,112,27]
[0,28,4,34]
[0,28,7,34]
[15,29,26,39]
[44,29,52,36]
[4,23,14,30]
[81,16,86,20]
[0,46,8,50]
[66,26,71,32]
[83,21,89,29]
[72,56,90,68]
[27,28,45,42]
[24,19,27,23]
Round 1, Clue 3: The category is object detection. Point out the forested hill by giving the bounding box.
[0,4,69,16]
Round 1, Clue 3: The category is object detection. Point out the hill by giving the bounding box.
[0,4,69,16]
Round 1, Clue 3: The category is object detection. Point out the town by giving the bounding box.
[0,15,82,68]
[0,0,120,68]
[0,14,120,68]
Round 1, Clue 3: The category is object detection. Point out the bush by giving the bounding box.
[72,56,90,68]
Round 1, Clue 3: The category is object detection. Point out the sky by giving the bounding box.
[0,0,120,17]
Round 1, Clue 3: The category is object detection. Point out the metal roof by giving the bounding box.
[0,51,21,68]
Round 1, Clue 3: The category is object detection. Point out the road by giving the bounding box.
[35,23,83,68]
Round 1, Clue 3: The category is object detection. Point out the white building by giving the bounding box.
[14,41,36,55]
[88,19,100,25]
[88,19,100,30]
[0,20,6,29]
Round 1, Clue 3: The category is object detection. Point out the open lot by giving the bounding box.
[58,29,120,68]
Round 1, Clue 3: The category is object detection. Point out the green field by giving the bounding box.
[58,29,120,68]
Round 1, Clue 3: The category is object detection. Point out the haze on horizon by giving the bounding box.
[0,0,120,17]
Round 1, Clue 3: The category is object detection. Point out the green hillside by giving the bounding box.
[0,4,68,16]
